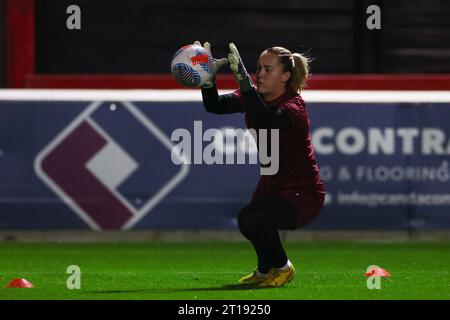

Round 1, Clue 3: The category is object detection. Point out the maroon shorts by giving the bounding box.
[277,189,325,227]
[251,183,325,228]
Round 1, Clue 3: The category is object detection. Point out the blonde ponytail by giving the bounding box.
[291,53,310,92]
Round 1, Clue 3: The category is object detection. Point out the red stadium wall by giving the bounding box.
[24,73,450,90]
[5,0,35,88]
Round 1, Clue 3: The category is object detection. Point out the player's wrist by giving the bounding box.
[237,71,254,92]
[201,80,215,89]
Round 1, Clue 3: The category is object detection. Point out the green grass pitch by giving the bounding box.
[0,241,449,300]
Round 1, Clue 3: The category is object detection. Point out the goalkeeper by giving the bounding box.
[197,41,325,287]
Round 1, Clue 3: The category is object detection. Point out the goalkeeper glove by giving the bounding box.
[194,41,228,88]
[228,43,254,92]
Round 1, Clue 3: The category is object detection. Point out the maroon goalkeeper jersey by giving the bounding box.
[233,89,324,200]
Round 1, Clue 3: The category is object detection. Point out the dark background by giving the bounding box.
[32,0,450,74]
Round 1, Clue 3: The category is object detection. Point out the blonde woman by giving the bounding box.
[199,41,325,287]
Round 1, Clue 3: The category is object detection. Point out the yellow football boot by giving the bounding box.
[258,264,296,287]
[239,269,267,285]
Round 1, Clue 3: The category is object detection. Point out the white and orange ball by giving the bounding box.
[170,44,213,87]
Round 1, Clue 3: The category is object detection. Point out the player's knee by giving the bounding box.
[238,206,266,236]
[237,206,257,234]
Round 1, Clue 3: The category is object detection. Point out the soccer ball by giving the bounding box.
[170,44,213,88]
